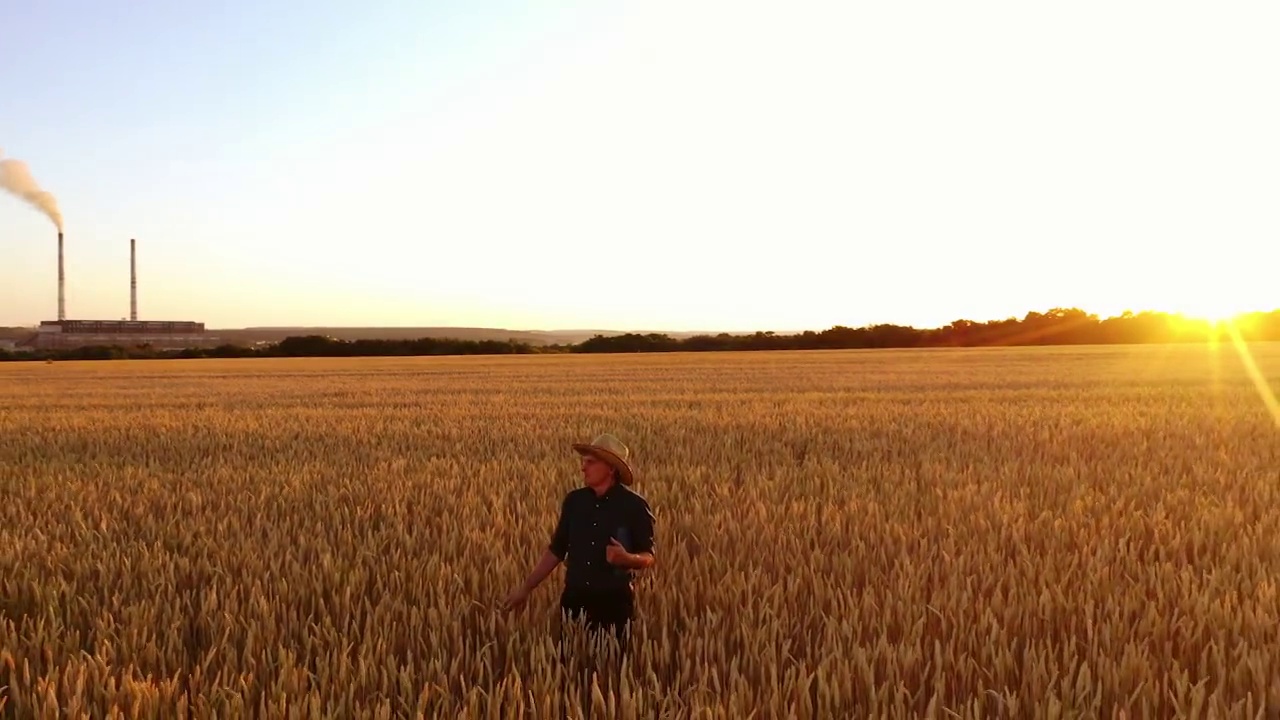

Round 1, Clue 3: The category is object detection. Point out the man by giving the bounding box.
[503,433,656,653]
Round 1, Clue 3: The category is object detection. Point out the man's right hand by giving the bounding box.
[503,548,562,613]
[502,586,530,613]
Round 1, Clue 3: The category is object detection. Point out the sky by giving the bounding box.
[2,1,1277,332]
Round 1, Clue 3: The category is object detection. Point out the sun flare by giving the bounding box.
[1163,299,1256,325]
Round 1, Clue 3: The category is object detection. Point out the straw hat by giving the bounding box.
[572,433,635,486]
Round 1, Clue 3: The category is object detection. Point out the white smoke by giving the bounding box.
[0,146,64,231]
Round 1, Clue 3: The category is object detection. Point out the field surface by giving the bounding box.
[2,344,1279,718]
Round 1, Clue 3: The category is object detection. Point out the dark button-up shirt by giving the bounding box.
[548,483,655,592]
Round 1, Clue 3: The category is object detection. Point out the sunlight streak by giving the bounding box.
[1223,320,1280,429]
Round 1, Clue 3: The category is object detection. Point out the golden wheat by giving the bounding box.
[1,344,1278,718]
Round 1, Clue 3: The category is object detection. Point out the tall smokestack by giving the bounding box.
[130,238,137,321]
[58,231,65,321]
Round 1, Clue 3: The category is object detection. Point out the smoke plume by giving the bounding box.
[0,147,64,231]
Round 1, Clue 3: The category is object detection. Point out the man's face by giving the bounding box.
[580,453,614,488]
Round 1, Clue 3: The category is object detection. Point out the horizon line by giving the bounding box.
[6,305,1279,336]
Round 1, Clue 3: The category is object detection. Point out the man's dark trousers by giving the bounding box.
[558,585,635,657]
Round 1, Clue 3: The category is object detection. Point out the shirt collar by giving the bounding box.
[596,482,624,500]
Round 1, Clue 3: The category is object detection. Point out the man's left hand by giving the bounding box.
[606,537,631,566]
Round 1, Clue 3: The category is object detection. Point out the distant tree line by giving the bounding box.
[574,308,1280,353]
[2,308,1278,362]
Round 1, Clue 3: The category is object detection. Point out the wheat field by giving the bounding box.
[1,343,1278,718]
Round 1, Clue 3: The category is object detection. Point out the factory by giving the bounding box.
[22,234,219,351]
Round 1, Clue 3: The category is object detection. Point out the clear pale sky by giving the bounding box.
[2,1,1277,331]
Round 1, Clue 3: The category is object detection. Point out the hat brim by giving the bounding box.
[572,443,634,485]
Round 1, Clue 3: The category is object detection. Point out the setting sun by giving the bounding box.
[1153,295,1266,325]
[1172,307,1248,325]
[1075,275,1274,337]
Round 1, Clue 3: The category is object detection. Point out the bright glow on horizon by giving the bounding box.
[1154,303,1272,326]
[1,1,1277,331]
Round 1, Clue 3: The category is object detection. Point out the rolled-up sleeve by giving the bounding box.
[631,497,656,556]
[548,495,571,560]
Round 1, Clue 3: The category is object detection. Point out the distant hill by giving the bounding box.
[0,327,35,341]
[210,326,724,346]
[0,324,747,347]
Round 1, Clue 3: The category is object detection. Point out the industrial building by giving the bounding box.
[31,319,215,350]
[19,236,219,351]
